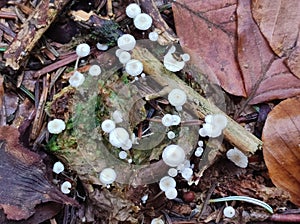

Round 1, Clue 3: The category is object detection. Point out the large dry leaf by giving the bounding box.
[251,0,300,57]
[0,126,77,221]
[172,0,246,97]
[237,0,300,104]
[262,97,300,206]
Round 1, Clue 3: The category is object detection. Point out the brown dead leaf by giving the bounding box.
[251,0,300,57]
[237,0,300,104]
[0,126,77,221]
[173,0,246,97]
[262,97,300,206]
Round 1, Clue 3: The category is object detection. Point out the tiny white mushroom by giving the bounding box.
[162,144,185,167]
[109,127,130,148]
[118,51,131,64]
[53,161,64,174]
[172,115,181,125]
[159,176,176,192]
[112,110,123,123]
[167,131,176,139]
[180,53,190,62]
[165,188,178,200]
[198,140,204,147]
[121,138,132,150]
[125,3,141,18]
[69,71,85,88]
[89,64,101,76]
[117,34,136,51]
[61,181,72,194]
[201,123,222,138]
[76,43,90,57]
[223,206,235,218]
[151,218,165,224]
[119,151,128,159]
[148,31,159,41]
[125,59,143,76]
[115,48,125,57]
[99,168,117,185]
[226,147,248,168]
[181,167,193,181]
[96,43,109,51]
[141,194,148,204]
[164,51,185,72]
[47,119,66,134]
[168,89,187,107]
[168,168,178,177]
[134,13,153,30]
[194,147,203,157]
[161,114,174,127]
[101,119,116,133]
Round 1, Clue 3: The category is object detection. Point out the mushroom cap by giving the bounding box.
[164,52,185,72]
[168,168,178,177]
[118,151,128,159]
[61,181,72,194]
[89,64,101,76]
[159,176,176,191]
[99,168,117,184]
[194,147,203,157]
[109,127,130,148]
[151,218,164,224]
[69,71,85,88]
[148,31,159,41]
[112,110,123,123]
[180,53,190,62]
[47,118,66,134]
[101,119,116,133]
[168,89,187,107]
[53,161,64,174]
[172,115,181,125]
[223,206,235,218]
[96,43,108,51]
[134,13,153,30]
[117,34,136,51]
[162,144,185,167]
[165,187,178,199]
[167,131,176,139]
[181,167,193,181]
[125,59,143,76]
[205,114,228,130]
[125,3,141,18]
[200,123,222,138]
[161,114,173,127]
[118,51,131,64]
[121,138,132,150]
[76,43,90,57]
[226,147,248,168]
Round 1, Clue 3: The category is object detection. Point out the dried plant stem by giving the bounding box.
[132,46,262,154]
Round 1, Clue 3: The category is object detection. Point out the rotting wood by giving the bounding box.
[132,46,262,154]
[3,0,71,70]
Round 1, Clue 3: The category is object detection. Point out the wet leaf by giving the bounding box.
[262,97,300,206]
[172,0,246,97]
[0,126,77,221]
[251,0,300,57]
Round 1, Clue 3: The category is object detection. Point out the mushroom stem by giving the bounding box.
[132,46,262,154]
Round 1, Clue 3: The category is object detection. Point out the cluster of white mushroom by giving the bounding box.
[199,114,228,138]
[125,3,153,31]
[164,45,190,72]
[52,161,72,194]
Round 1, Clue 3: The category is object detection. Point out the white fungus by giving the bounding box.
[115,48,125,57]
[53,161,64,174]
[76,43,90,57]
[159,176,176,192]
[61,181,72,194]
[226,147,248,168]
[148,31,159,41]
[117,34,136,51]
[118,51,131,64]
[205,114,228,130]
[181,167,193,181]
[168,89,187,108]
[194,147,203,157]
[99,168,117,185]
[151,218,165,224]
[89,64,101,76]
[180,53,190,62]
[101,119,116,133]
[201,123,222,138]
[168,168,178,177]
[165,188,178,200]
[141,194,148,204]
[223,206,235,218]
[167,131,176,139]
[121,138,133,150]
[125,3,141,18]
[162,144,185,167]
[161,114,174,127]
[134,13,153,30]
[47,119,66,134]
[164,51,185,72]
[198,140,204,147]
[109,127,130,148]
[96,43,109,51]
[119,151,128,159]
[172,115,181,125]
[112,110,123,123]
[125,59,143,76]
[69,71,85,88]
